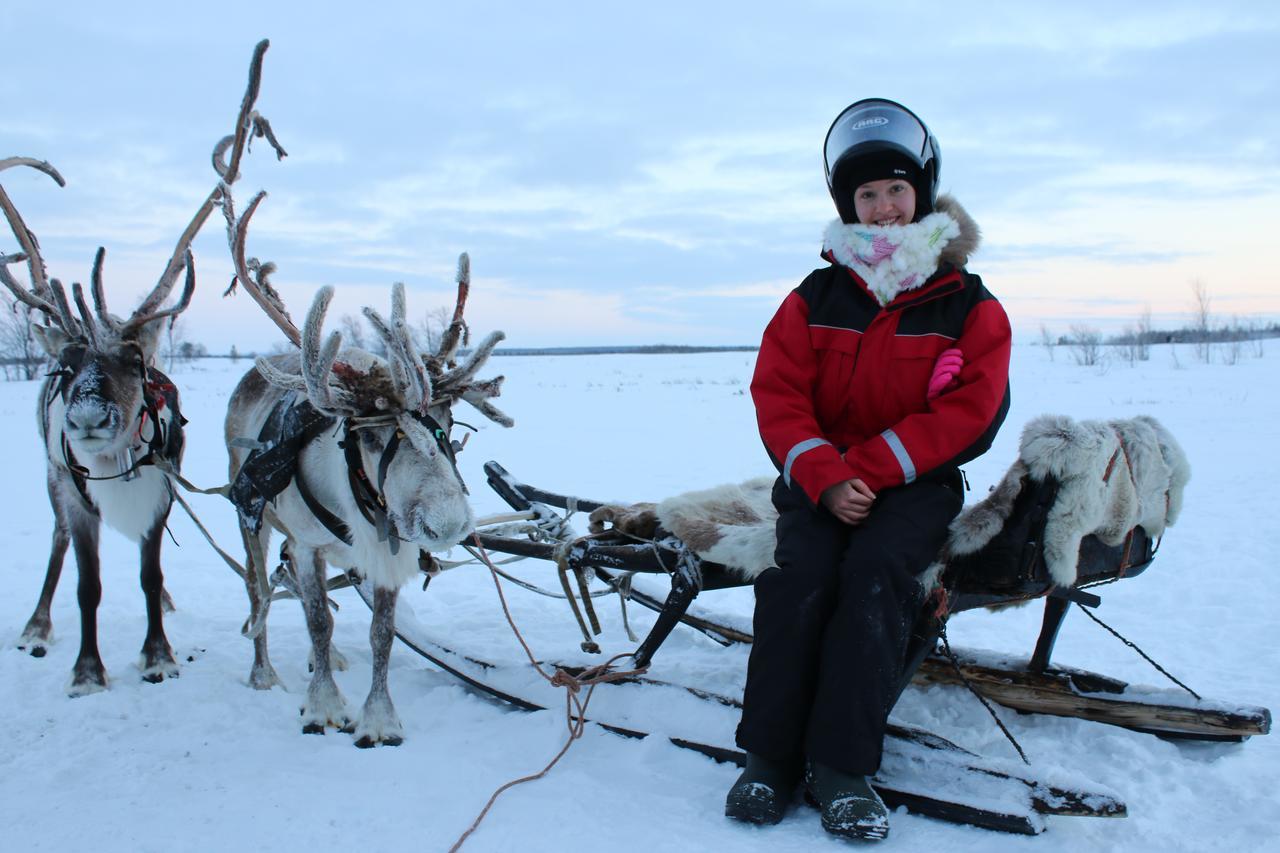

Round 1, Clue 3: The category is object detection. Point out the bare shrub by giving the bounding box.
[1190,279,1212,363]
[0,290,43,380]
[1220,316,1245,366]
[339,312,388,357]
[1136,305,1152,361]
[415,304,453,352]
[1068,324,1103,367]
[1039,323,1056,362]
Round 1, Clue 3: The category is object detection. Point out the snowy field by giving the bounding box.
[2,341,1278,852]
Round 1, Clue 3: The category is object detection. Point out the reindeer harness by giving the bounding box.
[229,393,461,554]
[49,351,186,510]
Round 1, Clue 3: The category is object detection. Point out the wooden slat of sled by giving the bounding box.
[913,656,1272,739]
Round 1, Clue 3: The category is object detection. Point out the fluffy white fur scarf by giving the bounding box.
[588,414,1190,591]
[822,194,980,306]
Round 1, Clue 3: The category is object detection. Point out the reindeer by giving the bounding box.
[0,159,194,694]
[1,41,285,694]
[223,205,512,744]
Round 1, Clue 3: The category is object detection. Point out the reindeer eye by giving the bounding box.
[359,431,382,449]
[61,345,86,369]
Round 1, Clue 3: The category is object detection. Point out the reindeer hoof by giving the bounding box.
[141,667,179,684]
[18,626,52,657]
[68,670,109,697]
[248,665,283,691]
[140,649,180,683]
[354,733,403,749]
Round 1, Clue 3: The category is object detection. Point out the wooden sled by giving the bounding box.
[474,461,1271,743]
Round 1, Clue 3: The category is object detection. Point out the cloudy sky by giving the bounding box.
[4,1,1277,352]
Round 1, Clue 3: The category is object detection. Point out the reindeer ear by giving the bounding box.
[131,316,166,360]
[32,324,71,358]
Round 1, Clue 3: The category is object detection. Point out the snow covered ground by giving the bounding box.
[2,341,1278,852]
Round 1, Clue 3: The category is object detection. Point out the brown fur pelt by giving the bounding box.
[588,502,659,539]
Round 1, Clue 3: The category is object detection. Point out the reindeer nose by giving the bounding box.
[67,408,114,433]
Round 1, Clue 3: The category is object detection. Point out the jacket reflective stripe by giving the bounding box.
[784,437,832,486]
[880,429,916,484]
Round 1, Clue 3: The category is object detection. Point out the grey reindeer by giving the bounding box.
[223,185,512,744]
[1,41,285,694]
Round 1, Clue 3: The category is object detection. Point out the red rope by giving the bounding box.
[448,534,647,852]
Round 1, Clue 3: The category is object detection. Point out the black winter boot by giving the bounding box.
[724,752,802,825]
[805,761,890,841]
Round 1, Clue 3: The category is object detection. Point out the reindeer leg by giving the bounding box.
[137,508,179,683]
[352,584,404,748]
[239,522,282,690]
[19,521,69,658]
[67,515,108,697]
[296,547,350,734]
[19,476,71,656]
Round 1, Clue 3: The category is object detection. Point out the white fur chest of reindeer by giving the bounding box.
[224,264,512,747]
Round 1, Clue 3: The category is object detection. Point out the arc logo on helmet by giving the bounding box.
[852,117,890,130]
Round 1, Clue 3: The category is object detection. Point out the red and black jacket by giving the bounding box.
[751,258,1011,507]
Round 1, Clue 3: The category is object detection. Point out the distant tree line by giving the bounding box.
[1040,282,1276,368]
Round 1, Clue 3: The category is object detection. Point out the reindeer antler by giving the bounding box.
[423,254,513,428]
[224,188,298,346]
[256,283,434,418]
[218,40,300,348]
[434,253,471,368]
[142,38,287,338]
[0,157,67,321]
[364,282,431,413]
[2,40,287,348]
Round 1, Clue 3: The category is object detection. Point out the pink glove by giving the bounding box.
[927,348,964,400]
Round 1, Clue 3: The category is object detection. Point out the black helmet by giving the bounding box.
[823,98,941,224]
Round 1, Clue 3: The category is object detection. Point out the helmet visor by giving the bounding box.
[824,101,929,181]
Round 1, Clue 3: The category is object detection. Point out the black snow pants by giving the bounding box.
[735,472,963,776]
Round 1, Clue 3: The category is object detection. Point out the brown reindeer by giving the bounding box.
[1,40,285,694]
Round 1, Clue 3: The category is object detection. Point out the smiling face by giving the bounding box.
[853,178,917,227]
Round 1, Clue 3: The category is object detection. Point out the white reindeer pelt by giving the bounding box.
[589,415,1189,590]
[943,414,1190,586]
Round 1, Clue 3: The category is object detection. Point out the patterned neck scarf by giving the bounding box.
[822,212,961,306]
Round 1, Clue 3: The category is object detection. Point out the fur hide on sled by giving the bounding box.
[588,414,1190,590]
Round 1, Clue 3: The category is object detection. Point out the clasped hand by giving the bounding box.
[820,478,876,525]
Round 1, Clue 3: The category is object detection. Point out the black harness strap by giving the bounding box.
[231,396,467,551]
[229,396,337,534]
[295,464,354,545]
[54,364,186,509]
